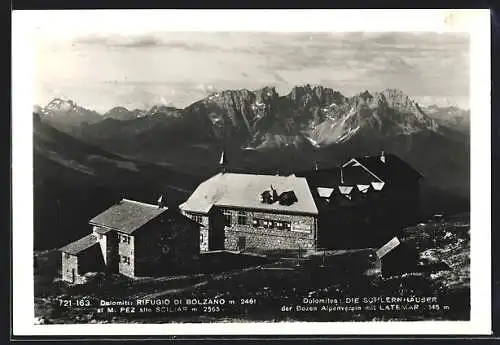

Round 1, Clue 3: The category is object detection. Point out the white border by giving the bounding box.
[12,9,491,336]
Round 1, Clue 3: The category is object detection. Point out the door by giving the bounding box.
[71,269,75,284]
[237,236,246,251]
[209,211,226,251]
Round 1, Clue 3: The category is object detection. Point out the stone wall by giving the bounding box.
[183,212,210,252]
[61,252,78,283]
[200,225,209,252]
[221,208,317,250]
[105,232,119,273]
[61,246,104,284]
[118,233,135,278]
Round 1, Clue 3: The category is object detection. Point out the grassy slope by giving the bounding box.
[34,215,470,323]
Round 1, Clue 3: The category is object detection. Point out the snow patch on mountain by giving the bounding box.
[336,125,360,143]
[306,136,320,148]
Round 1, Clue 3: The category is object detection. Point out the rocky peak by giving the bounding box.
[204,89,256,106]
[312,86,344,106]
[288,84,345,109]
[103,106,144,121]
[107,106,129,113]
[45,98,77,113]
[359,90,373,101]
[254,86,279,103]
[378,88,418,113]
[288,85,316,107]
[146,105,182,119]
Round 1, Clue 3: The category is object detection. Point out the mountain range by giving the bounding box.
[35,86,469,196]
[422,104,470,134]
[36,86,470,143]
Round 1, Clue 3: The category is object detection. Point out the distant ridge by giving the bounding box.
[36,85,469,198]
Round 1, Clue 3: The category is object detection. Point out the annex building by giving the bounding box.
[59,198,200,283]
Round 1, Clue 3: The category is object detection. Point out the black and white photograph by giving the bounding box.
[12,9,491,336]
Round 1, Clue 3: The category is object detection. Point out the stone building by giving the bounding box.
[181,151,423,252]
[298,151,423,249]
[179,170,319,252]
[60,234,105,284]
[59,198,200,283]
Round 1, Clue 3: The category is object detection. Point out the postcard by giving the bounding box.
[11,9,491,336]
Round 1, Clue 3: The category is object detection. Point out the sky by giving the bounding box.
[34,31,470,113]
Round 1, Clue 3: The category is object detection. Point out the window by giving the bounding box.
[252,218,291,231]
[222,209,232,227]
[200,233,204,243]
[121,256,130,265]
[277,221,287,230]
[237,211,247,225]
[121,235,130,244]
[64,253,70,259]
[192,214,203,224]
[224,214,232,226]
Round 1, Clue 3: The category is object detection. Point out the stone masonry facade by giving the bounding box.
[61,253,79,283]
[118,233,135,278]
[222,208,317,251]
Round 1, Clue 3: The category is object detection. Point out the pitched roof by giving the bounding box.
[297,165,379,187]
[179,173,318,215]
[344,154,423,182]
[89,199,168,234]
[300,153,421,190]
[94,226,112,235]
[59,234,99,255]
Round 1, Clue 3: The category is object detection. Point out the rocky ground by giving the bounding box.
[34,214,470,324]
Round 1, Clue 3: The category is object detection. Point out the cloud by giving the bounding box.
[114,36,163,48]
[73,34,220,51]
[195,83,218,94]
[245,32,469,75]
[39,32,470,110]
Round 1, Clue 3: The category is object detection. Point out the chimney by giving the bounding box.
[380,150,386,163]
[219,150,228,173]
[157,194,166,209]
[270,185,278,202]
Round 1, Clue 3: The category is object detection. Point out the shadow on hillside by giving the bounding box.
[145,251,273,277]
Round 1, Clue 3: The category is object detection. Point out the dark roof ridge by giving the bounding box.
[89,198,169,234]
[59,234,99,255]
